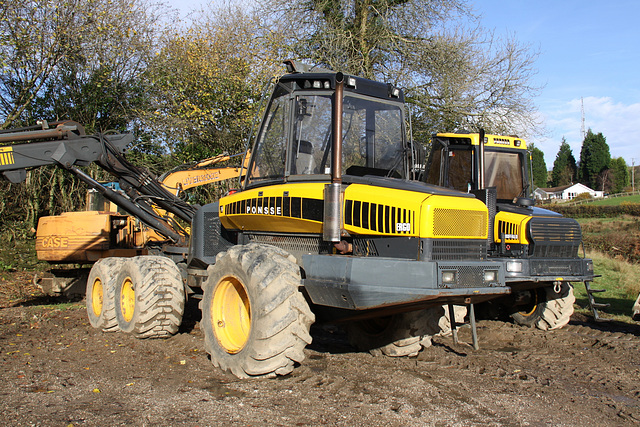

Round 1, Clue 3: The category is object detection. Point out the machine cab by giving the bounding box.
[243,64,410,189]
[424,133,532,204]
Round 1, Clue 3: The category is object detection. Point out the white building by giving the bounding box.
[534,183,604,201]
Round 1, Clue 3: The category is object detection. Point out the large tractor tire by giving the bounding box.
[347,305,465,357]
[86,257,126,332]
[535,283,575,330]
[200,243,314,379]
[114,256,185,339]
[509,283,575,330]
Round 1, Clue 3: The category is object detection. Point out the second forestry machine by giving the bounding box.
[0,61,596,378]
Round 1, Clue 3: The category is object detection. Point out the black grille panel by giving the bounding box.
[528,217,582,258]
[530,259,584,276]
[246,234,330,263]
[352,239,379,257]
[203,212,233,257]
[437,265,498,288]
[425,239,487,261]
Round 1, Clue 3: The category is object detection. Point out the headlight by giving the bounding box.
[484,270,497,282]
[506,261,523,273]
[442,271,457,284]
[586,260,594,273]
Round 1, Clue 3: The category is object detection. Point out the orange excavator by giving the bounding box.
[35,151,247,264]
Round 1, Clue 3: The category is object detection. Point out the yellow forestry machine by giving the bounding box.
[422,131,598,325]
[0,61,595,379]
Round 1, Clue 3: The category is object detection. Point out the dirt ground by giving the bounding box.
[1,272,640,426]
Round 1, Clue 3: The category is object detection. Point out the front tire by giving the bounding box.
[536,283,575,330]
[114,256,185,338]
[201,244,314,379]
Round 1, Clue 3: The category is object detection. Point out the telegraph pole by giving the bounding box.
[633,158,636,193]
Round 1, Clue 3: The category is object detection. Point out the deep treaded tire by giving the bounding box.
[200,243,314,378]
[86,257,126,332]
[347,305,464,357]
[114,256,185,339]
[536,283,575,331]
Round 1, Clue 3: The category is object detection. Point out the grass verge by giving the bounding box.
[573,250,640,323]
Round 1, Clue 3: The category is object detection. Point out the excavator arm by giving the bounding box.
[0,120,194,244]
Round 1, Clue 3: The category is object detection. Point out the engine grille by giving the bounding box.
[432,208,487,238]
[203,212,233,257]
[528,217,582,258]
[425,239,487,261]
[246,234,330,263]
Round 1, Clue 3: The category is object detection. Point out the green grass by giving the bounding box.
[573,250,640,322]
[583,194,640,206]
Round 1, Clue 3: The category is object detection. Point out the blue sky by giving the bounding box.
[170,0,640,168]
[476,0,640,168]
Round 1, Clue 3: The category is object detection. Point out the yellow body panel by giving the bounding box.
[221,181,489,240]
[420,195,488,239]
[0,146,15,166]
[494,211,531,244]
[220,183,325,234]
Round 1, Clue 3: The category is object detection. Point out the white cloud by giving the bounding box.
[530,97,640,167]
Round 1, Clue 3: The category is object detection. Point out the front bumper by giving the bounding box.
[501,257,596,283]
[301,254,508,310]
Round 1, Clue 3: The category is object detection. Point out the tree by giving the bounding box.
[578,129,610,190]
[138,5,281,166]
[551,137,577,187]
[264,0,541,142]
[610,157,629,194]
[529,143,547,188]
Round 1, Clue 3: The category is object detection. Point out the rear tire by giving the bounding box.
[86,257,126,332]
[114,256,185,338]
[200,243,314,378]
[347,305,462,357]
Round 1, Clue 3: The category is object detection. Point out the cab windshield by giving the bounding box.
[246,90,406,187]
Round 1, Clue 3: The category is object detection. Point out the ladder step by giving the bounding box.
[587,288,607,293]
[591,302,610,308]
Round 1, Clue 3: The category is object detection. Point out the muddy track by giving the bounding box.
[1,299,639,426]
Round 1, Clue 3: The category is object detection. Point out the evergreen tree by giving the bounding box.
[551,137,577,187]
[529,143,547,188]
[610,157,629,193]
[578,129,611,189]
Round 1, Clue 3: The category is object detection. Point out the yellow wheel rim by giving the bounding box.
[120,277,136,323]
[519,290,540,317]
[211,276,251,354]
[91,278,103,317]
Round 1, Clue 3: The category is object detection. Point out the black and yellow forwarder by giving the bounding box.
[424,132,596,327]
[0,62,594,379]
[189,61,513,377]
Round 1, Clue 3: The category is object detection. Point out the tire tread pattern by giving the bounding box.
[202,243,314,378]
